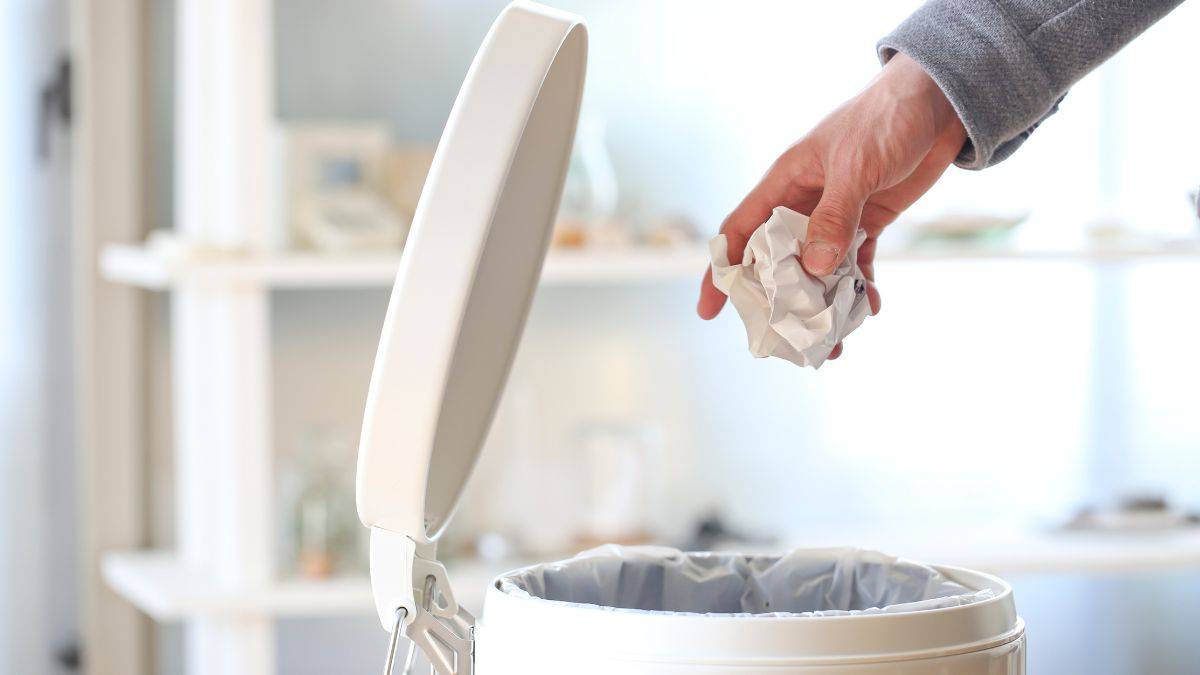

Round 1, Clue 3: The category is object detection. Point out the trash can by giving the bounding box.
[477,546,1024,673]
[354,3,1026,674]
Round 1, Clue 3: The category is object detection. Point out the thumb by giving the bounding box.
[802,178,867,276]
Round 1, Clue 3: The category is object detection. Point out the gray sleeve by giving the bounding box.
[878,0,1183,169]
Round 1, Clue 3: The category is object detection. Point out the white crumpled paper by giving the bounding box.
[498,546,993,617]
[710,206,871,368]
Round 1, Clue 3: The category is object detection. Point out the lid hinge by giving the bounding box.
[383,576,475,675]
[373,529,475,675]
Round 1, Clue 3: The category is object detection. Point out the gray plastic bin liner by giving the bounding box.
[497,545,992,617]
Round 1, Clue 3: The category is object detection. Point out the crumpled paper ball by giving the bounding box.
[709,206,871,368]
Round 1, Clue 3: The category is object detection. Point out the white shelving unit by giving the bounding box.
[100,243,1200,667]
[96,3,720,670]
[102,225,1200,675]
[100,3,283,673]
[98,4,1200,674]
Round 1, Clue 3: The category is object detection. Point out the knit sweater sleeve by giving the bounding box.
[878,0,1183,169]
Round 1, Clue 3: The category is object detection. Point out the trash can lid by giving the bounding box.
[355,2,587,548]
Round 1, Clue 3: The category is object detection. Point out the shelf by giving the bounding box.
[787,524,1200,576]
[102,551,373,620]
[542,246,712,284]
[100,236,1200,292]
[99,245,405,290]
[99,243,713,290]
[101,550,524,621]
[106,527,1200,621]
[879,239,1200,263]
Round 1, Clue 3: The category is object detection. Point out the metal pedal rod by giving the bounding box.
[383,574,440,675]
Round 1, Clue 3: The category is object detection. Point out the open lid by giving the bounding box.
[356,3,587,548]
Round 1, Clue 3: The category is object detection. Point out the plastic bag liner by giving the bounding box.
[496,546,993,617]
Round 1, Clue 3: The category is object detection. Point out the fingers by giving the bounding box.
[860,233,882,316]
[828,278,880,363]
[697,155,805,319]
[802,175,868,277]
[858,236,877,282]
[866,279,882,315]
[697,267,726,320]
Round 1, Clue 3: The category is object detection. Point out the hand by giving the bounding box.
[697,53,966,360]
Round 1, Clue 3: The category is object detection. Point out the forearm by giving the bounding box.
[879,0,1183,169]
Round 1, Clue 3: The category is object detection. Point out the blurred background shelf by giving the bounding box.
[102,551,373,621]
[789,526,1200,576]
[98,238,1200,291]
[99,242,714,289]
[103,526,1200,622]
[101,551,522,621]
[881,238,1200,262]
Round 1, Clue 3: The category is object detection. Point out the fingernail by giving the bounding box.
[802,242,839,275]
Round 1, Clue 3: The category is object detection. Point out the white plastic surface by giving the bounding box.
[477,547,1025,674]
[355,1,587,547]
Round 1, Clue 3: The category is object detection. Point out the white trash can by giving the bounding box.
[354,3,1026,674]
[478,546,1024,674]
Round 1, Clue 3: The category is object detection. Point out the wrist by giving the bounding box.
[883,52,964,139]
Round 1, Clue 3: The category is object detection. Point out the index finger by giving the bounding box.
[698,161,804,320]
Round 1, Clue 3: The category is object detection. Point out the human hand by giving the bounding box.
[697,53,966,360]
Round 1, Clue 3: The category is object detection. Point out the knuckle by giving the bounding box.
[811,202,857,240]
